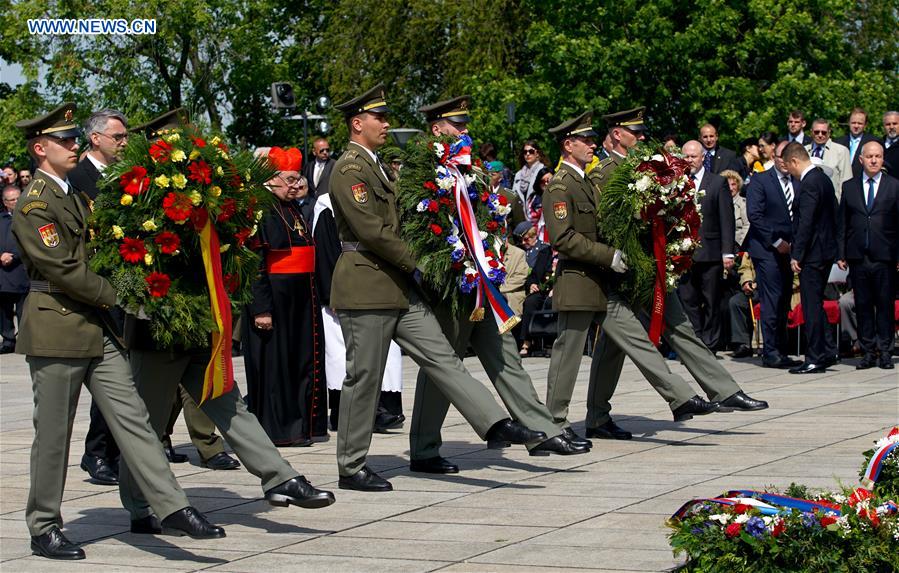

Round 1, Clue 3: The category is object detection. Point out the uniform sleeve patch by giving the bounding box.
[340,163,363,174]
[351,183,369,203]
[21,201,48,214]
[38,223,59,247]
[553,201,568,220]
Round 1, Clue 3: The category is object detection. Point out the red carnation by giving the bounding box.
[149,140,173,162]
[192,136,207,148]
[424,181,438,193]
[486,221,499,232]
[153,231,180,254]
[819,515,838,527]
[480,192,490,203]
[223,273,239,294]
[465,273,476,283]
[427,201,439,213]
[771,519,785,538]
[732,504,752,514]
[217,198,238,222]
[234,227,252,247]
[724,523,742,538]
[498,195,508,206]
[145,271,172,298]
[187,160,212,184]
[438,197,452,206]
[120,166,150,196]
[488,259,499,268]
[162,192,193,222]
[429,224,443,236]
[217,141,229,153]
[119,238,147,264]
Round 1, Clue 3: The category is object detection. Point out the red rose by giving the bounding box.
[153,231,181,254]
[217,198,238,222]
[486,221,499,232]
[423,181,438,192]
[187,160,212,184]
[498,195,508,206]
[120,166,150,196]
[119,238,147,264]
[772,519,785,537]
[162,192,193,222]
[488,259,499,268]
[234,227,252,247]
[819,515,838,527]
[429,224,443,235]
[145,271,172,297]
[190,207,209,231]
[724,523,742,538]
[427,201,440,213]
[732,504,752,514]
[192,136,207,148]
[149,140,173,162]
[223,273,239,294]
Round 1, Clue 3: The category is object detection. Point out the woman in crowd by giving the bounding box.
[720,169,749,249]
[243,147,328,447]
[512,140,549,218]
[736,137,760,184]
[757,132,779,171]
[527,166,553,244]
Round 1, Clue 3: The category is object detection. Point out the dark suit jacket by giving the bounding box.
[525,244,553,293]
[304,158,335,198]
[883,140,899,177]
[745,168,794,260]
[838,172,899,263]
[692,170,735,262]
[792,167,838,264]
[67,157,102,200]
[780,132,811,145]
[0,211,29,293]
[834,133,878,178]
[706,145,741,174]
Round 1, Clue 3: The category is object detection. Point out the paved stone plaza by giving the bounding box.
[1,350,896,572]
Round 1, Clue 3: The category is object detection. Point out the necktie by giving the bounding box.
[314,162,323,187]
[781,175,793,220]
[887,138,896,150]
[849,137,859,159]
[813,145,823,159]
[703,150,712,172]
[866,177,875,212]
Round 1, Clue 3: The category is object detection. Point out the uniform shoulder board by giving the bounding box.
[20,200,48,214]
[340,163,363,174]
[26,179,46,197]
[343,149,359,160]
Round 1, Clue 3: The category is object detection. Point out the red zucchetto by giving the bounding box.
[268,146,303,172]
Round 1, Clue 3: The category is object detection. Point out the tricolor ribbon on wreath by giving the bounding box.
[862,426,899,488]
[197,209,234,403]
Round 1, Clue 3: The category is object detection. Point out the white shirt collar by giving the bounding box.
[691,167,705,182]
[350,141,379,164]
[800,164,816,181]
[86,153,107,173]
[561,160,585,179]
[37,168,68,194]
[863,171,882,185]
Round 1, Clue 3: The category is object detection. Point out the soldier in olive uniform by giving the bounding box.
[12,103,224,560]
[117,109,335,535]
[409,97,588,474]
[329,85,545,492]
[584,108,769,438]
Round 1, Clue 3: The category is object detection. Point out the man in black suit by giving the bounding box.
[835,108,878,179]
[882,111,899,176]
[781,110,810,145]
[699,123,740,174]
[745,140,802,368]
[837,141,899,370]
[303,137,335,198]
[0,186,29,354]
[678,140,736,351]
[783,142,839,374]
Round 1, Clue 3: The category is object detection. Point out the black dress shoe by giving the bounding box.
[374,412,405,433]
[265,476,336,508]
[789,362,825,374]
[410,456,459,474]
[880,357,895,370]
[719,391,768,411]
[560,427,593,448]
[822,355,841,367]
[203,452,241,470]
[130,515,162,534]
[30,527,85,560]
[762,355,801,368]
[164,443,189,463]
[80,454,119,485]
[161,507,226,539]
[339,466,392,492]
[672,396,721,422]
[856,356,877,370]
[731,345,753,358]
[281,437,314,447]
[529,435,590,456]
[586,419,632,440]
[0,344,15,354]
[485,419,547,449]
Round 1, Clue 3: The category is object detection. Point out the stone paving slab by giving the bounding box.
[1,350,896,572]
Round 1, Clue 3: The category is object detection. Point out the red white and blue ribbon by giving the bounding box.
[862,427,899,487]
[671,491,843,521]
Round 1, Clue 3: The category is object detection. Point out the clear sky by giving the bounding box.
[0,61,28,87]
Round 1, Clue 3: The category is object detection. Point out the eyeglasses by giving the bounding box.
[812,130,829,135]
[279,175,302,186]
[523,148,537,155]
[99,131,129,143]
[318,148,331,153]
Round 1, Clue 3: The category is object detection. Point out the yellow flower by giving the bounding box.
[171,149,187,162]
[210,136,221,146]
[189,191,203,206]
[255,209,264,222]
[144,253,154,265]
[215,166,224,176]
[163,133,180,143]
[208,185,222,198]
[120,194,133,206]
[245,171,252,181]
[112,225,124,239]
[219,243,231,253]
[171,174,187,189]
[250,224,258,237]
[142,219,157,232]
[189,149,201,160]
[217,148,230,160]
[154,174,170,188]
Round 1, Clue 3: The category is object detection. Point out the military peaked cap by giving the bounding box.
[548,111,598,140]
[335,84,390,118]
[15,102,81,140]
[419,96,471,124]
[602,106,647,132]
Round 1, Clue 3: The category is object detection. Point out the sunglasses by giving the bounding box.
[812,130,829,135]
[523,148,537,155]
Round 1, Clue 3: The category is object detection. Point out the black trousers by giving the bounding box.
[798,261,831,364]
[678,261,725,350]
[849,256,896,357]
[752,255,793,359]
[0,291,25,348]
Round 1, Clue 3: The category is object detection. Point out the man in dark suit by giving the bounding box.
[781,110,810,145]
[699,123,740,174]
[835,108,878,179]
[303,137,335,198]
[783,142,839,374]
[837,141,899,370]
[678,140,735,351]
[745,140,802,368]
[0,186,29,354]
[882,111,899,176]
